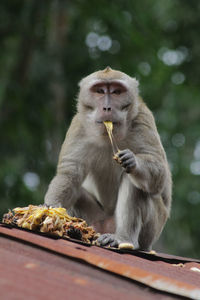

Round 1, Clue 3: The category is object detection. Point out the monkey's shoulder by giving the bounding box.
[130,100,157,133]
[137,98,155,121]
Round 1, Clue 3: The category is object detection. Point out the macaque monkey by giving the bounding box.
[45,67,172,250]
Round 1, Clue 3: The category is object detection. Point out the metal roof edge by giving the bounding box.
[1,225,200,300]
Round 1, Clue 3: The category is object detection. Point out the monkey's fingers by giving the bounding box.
[117,149,132,158]
[118,152,133,161]
[97,233,119,248]
[110,240,118,248]
[114,149,128,162]
[101,236,114,246]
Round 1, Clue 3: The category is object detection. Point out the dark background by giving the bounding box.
[0,0,200,258]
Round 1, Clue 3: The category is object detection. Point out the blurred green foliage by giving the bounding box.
[0,0,200,258]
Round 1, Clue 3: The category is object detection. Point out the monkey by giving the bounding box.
[44,67,172,250]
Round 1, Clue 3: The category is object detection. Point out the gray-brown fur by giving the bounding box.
[45,67,172,250]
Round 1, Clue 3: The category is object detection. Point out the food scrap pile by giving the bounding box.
[2,205,99,244]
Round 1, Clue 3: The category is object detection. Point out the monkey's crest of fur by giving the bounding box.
[104,66,111,73]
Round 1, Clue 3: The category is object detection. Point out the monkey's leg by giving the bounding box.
[138,196,169,251]
[68,187,106,225]
[98,175,142,248]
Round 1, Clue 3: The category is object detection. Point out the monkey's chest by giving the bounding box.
[82,165,121,215]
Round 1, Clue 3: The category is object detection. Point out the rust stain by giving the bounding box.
[0,237,151,300]
[1,225,200,300]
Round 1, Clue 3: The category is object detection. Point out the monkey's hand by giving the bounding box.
[114,149,136,173]
[97,233,119,248]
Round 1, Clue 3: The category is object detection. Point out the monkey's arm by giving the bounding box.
[116,109,169,195]
[44,162,86,208]
[118,150,167,194]
[45,116,88,208]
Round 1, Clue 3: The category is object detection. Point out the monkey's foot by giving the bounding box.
[97,233,119,248]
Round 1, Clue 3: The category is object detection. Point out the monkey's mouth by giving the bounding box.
[96,121,119,126]
[96,120,120,137]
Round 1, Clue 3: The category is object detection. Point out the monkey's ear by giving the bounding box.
[131,78,139,96]
[131,77,139,88]
[78,79,84,88]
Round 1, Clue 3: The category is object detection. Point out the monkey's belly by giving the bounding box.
[82,173,119,215]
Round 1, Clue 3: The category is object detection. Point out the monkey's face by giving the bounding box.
[78,68,139,141]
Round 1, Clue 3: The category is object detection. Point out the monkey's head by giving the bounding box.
[77,67,139,141]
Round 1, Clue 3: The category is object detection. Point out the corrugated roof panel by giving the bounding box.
[0,224,200,300]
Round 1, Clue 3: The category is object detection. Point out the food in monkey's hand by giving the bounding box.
[103,121,121,163]
[2,205,99,243]
[113,151,121,164]
[104,121,120,156]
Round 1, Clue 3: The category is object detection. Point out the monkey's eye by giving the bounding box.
[121,103,131,110]
[84,104,93,110]
[112,89,121,95]
[96,88,105,94]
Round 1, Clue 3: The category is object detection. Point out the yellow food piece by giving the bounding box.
[104,121,119,155]
[33,208,48,225]
[113,150,121,163]
[104,121,113,146]
[104,121,113,133]
[118,242,134,250]
[21,221,32,230]
[13,206,30,213]
[149,250,157,255]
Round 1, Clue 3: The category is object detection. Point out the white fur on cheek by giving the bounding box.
[87,110,96,122]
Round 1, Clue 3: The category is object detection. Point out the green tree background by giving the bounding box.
[0,0,200,258]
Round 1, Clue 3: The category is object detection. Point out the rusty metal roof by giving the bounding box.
[0,224,200,300]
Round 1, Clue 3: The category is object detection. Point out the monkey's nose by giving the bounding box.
[103,107,112,112]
